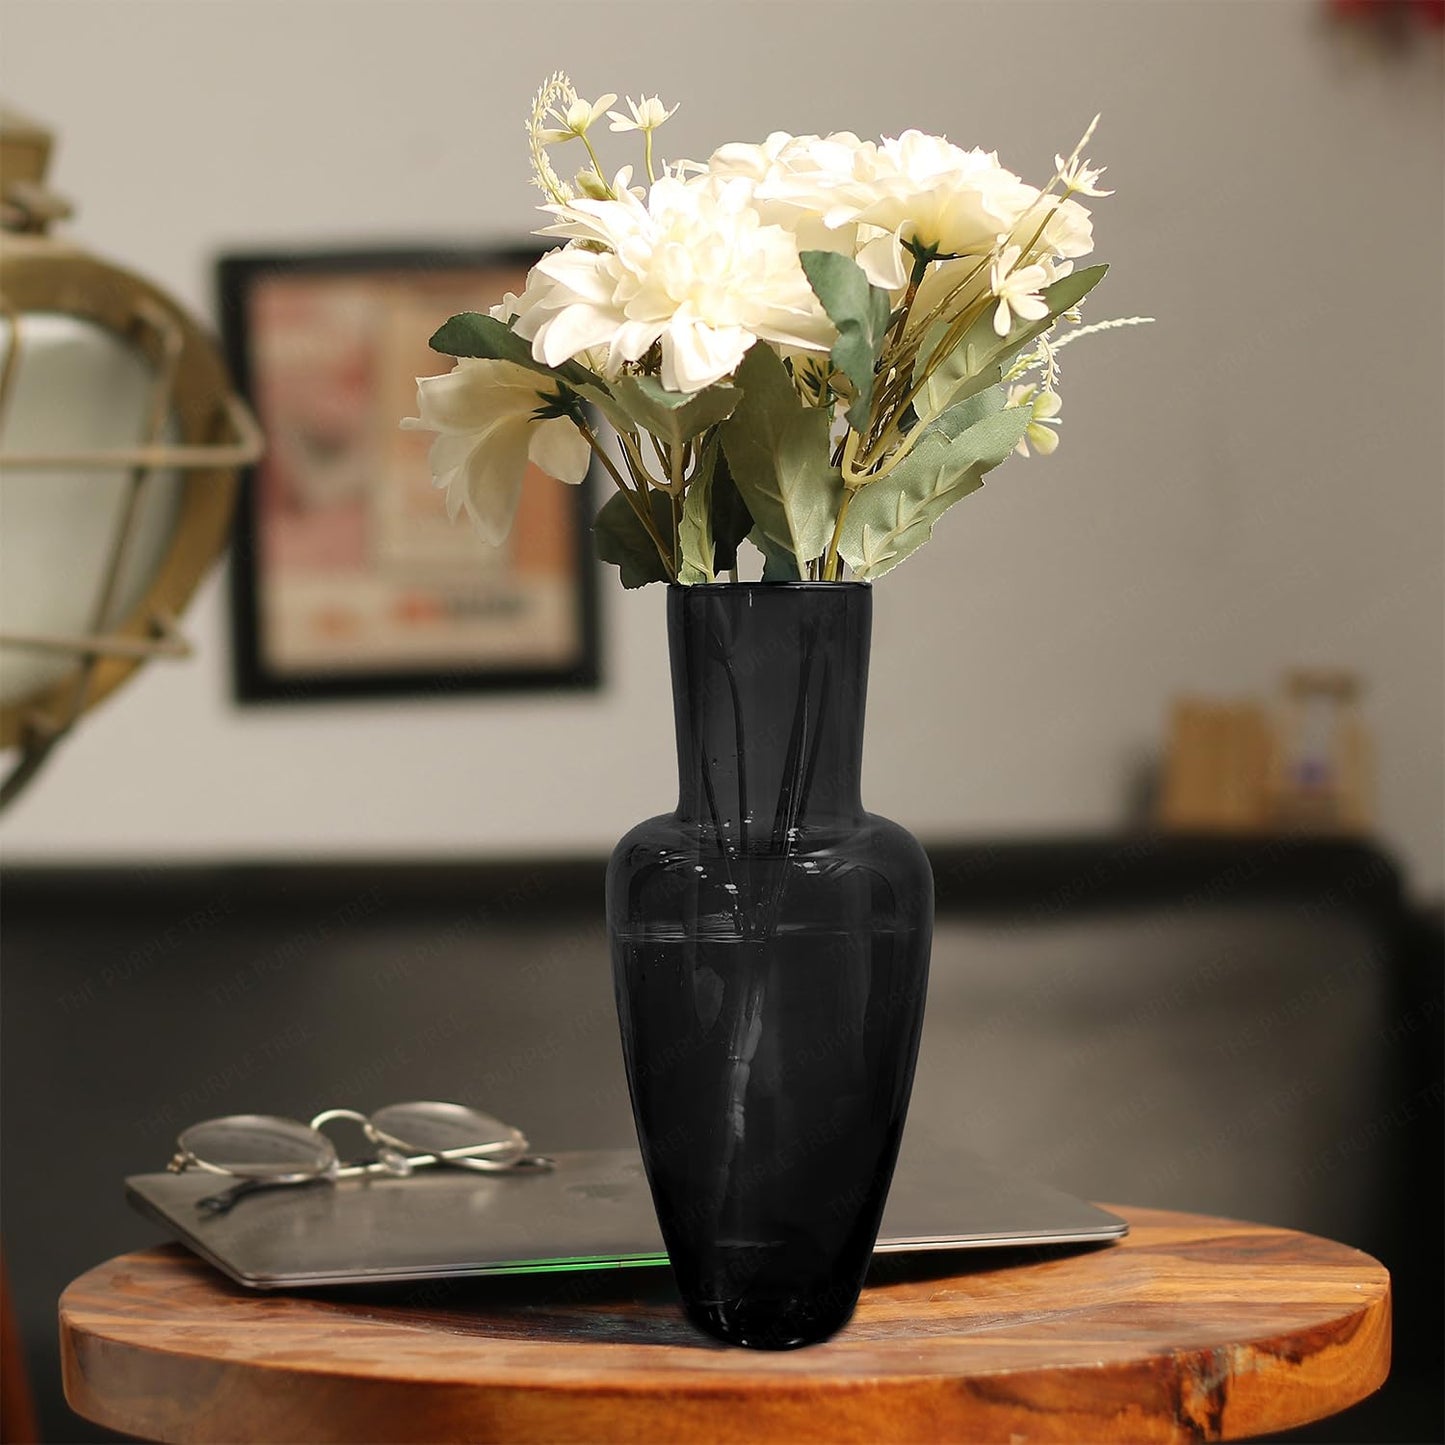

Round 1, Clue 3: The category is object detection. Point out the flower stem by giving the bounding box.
[846,251,995,480]
[579,133,614,196]
[855,292,993,472]
[578,418,675,578]
[879,253,993,393]
[577,417,629,492]
[620,431,665,490]
[823,483,855,580]
[1010,180,1081,274]
[886,251,932,350]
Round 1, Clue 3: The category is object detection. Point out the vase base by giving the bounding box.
[684,1291,856,1351]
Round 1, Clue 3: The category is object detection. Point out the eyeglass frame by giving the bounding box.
[167,1101,549,1185]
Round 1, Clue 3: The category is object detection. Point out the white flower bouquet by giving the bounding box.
[406,74,1145,586]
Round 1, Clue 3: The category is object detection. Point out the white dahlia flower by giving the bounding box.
[520,174,834,392]
[705,131,910,291]
[836,131,1039,260]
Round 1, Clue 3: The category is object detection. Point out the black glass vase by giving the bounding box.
[607,581,933,1349]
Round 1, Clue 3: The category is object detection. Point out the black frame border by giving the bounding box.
[216,245,601,706]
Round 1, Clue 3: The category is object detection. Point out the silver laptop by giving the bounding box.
[126,1139,1126,1290]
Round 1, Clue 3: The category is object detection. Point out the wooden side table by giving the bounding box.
[59,1205,1389,1444]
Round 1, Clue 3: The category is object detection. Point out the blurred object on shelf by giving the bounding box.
[1327,0,1445,30]
[1157,700,1275,834]
[1267,668,1373,834]
[0,105,261,810]
[1158,669,1372,835]
[1325,0,1445,47]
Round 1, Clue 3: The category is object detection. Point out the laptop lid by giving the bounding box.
[126,1143,1127,1290]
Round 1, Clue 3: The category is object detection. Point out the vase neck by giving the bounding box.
[668,584,871,835]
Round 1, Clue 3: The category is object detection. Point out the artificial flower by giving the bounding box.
[1055,152,1113,197]
[1009,193,1096,263]
[401,359,589,545]
[524,174,834,391]
[571,168,610,200]
[537,91,618,143]
[608,95,679,133]
[419,76,1141,585]
[706,131,909,290]
[989,246,1051,336]
[1007,383,1062,456]
[904,254,992,339]
[839,131,1038,259]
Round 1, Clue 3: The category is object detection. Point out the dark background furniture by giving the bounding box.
[3,836,1440,1442]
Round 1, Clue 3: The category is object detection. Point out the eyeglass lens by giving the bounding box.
[368,1102,522,1159]
[177,1115,336,1179]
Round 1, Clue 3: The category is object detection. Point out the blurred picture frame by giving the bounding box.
[217,246,600,704]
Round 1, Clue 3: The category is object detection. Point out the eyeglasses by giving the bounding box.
[168,1101,552,1214]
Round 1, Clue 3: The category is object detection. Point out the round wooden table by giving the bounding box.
[60,1205,1389,1444]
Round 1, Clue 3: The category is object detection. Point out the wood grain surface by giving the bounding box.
[60,1206,1389,1444]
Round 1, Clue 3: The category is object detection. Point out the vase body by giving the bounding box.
[607,582,933,1349]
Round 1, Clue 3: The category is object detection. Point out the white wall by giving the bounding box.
[2,0,1441,894]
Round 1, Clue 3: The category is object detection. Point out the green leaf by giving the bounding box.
[679,441,757,583]
[915,264,1108,417]
[800,250,892,431]
[429,315,744,454]
[574,381,637,438]
[720,344,843,577]
[709,450,753,573]
[749,527,803,583]
[677,440,720,584]
[594,489,674,589]
[430,312,530,363]
[837,404,1033,580]
[931,383,1005,441]
[428,312,595,391]
[609,375,741,448]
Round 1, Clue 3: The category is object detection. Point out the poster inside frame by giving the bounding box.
[219,247,600,704]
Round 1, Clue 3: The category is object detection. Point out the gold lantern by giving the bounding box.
[0,106,262,806]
